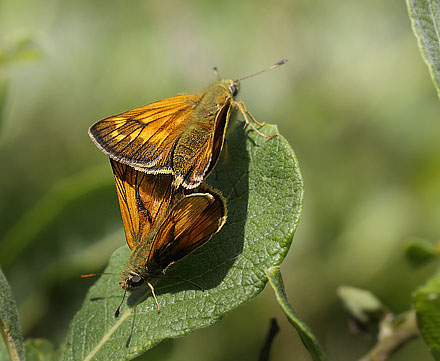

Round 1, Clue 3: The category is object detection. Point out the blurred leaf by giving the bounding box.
[42,229,123,283]
[413,271,440,359]
[0,339,9,361]
[405,238,440,267]
[0,38,42,68]
[0,81,7,130]
[0,164,109,268]
[337,285,387,324]
[24,339,57,361]
[0,266,25,361]
[0,36,41,139]
[407,0,440,98]
[265,266,326,361]
[61,125,303,361]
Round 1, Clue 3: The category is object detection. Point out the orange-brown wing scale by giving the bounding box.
[91,96,197,170]
[146,186,227,271]
[89,94,232,189]
[110,159,183,250]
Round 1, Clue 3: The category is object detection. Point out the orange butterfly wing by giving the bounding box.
[91,95,197,170]
[110,159,183,250]
[146,185,227,271]
[90,94,230,188]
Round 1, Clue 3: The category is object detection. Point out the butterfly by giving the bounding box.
[110,159,227,316]
[89,60,286,189]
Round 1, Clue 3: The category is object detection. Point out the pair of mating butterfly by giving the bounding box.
[87,60,287,317]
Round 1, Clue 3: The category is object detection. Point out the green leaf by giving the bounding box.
[0,81,7,131]
[405,238,440,267]
[337,285,387,324]
[0,164,110,268]
[62,124,304,361]
[413,271,440,360]
[0,340,10,361]
[24,339,57,361]
[265,266,326,361]
[0,266,25,361]
[0,38,42,67]
[407,0,440,98]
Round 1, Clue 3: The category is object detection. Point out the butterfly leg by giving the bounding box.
[147,281,161,313]
[236,100,266,126]
[235,101,276,139]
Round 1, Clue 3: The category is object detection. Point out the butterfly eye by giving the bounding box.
[128,275,144,287]
[230,83,238,97]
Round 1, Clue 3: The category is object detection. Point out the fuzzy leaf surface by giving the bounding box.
[413,272,440,360]
[407,0,440,97]
[0,266,25,361]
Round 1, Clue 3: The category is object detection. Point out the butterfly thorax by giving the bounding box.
[194,79,240,122]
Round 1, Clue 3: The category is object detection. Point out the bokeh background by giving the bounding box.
[1,0,439,360]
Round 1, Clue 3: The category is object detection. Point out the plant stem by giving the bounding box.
[258,318,280,361]
[359,311,419,361]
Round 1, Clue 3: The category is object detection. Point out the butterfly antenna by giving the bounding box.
[81,272,121,278]
[115,289,127,318]
[213,66,220,79]
[235,59,287,82]
[155,275,204,291]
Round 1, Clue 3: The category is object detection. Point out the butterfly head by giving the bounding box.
[115,273,145,317]
[202,79,240,113]
[221,79,240,98]
[118,270,161,315]
[120,272,145,291]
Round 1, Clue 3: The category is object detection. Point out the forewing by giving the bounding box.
[174,99,232,189]
[147,185,227,270]
[201,99,231,181]
[110,159,183,249]
[90,95,200,173]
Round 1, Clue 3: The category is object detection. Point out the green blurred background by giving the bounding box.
[1,0,439,360]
